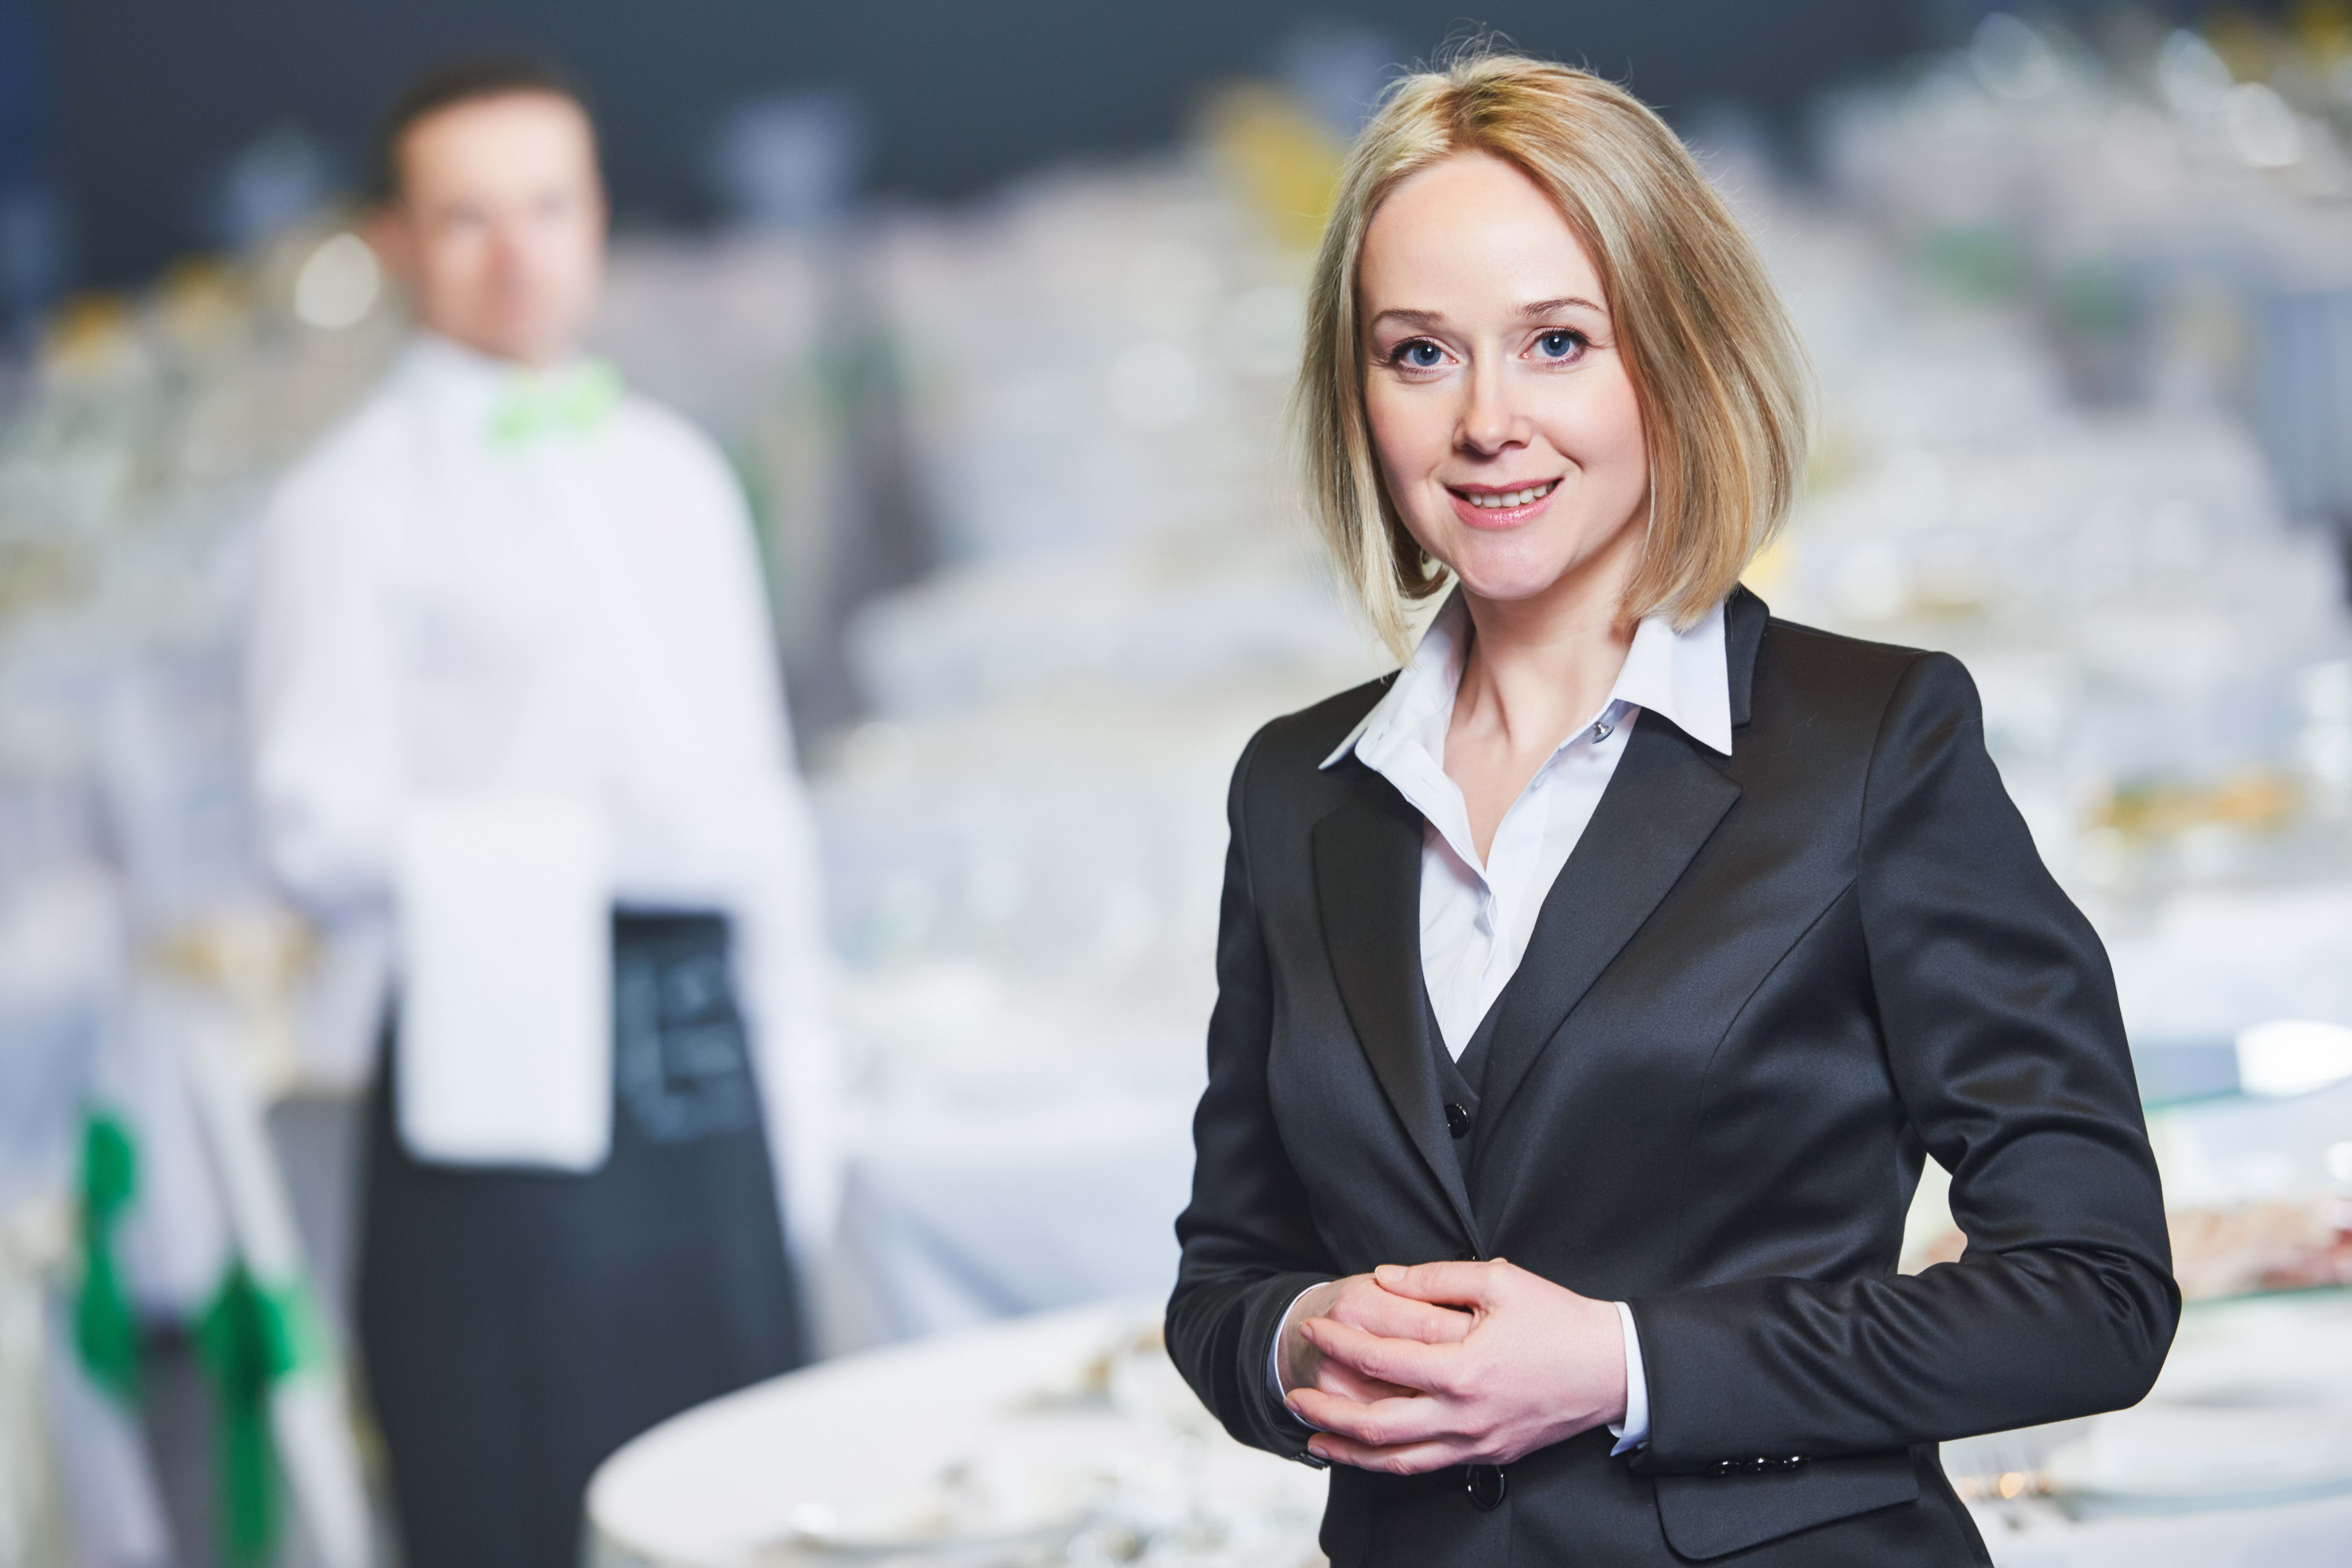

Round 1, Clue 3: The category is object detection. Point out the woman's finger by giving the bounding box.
[1304,1431,1471,1475]
[1302,1316,1453,1391]
[1285,1387,1461,1448]
[1331,1287,1473,1344]
[1314,1359,1415,1404]
[1372,1259,1504,1310]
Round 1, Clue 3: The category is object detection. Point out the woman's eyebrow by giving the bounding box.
[1367,299,1606,331]
[1521,296,1605,317]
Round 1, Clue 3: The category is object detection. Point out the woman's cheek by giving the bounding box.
[1366,419,1448,547]
[1368,375,1458,458]
[1561,372,1646,469]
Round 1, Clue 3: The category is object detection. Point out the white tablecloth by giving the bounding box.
[828,1093,1196,1347]
[587,1297,2352,1568]
[585,1299,1324,1568]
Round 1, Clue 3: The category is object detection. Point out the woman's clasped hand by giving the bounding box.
[1282,1259,1628,1474]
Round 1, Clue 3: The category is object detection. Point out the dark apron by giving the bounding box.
[357,911,805,1568]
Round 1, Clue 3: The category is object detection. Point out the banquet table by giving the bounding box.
[585,1296,2352,1568]
[828,1093,1196,1346]
[585,1299,1326,1568]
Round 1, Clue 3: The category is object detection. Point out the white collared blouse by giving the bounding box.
[1322,591,1734,1057]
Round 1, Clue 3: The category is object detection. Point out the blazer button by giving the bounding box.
[1444,1103,1471,1139]
[1465,1463,1507,1510]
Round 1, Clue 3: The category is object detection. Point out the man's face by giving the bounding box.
[374,92,605,365]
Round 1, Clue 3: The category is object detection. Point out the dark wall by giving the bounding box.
[0,0,63,330]
[47,1,1933,290]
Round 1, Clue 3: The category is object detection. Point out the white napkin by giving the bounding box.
[395,796,612,1171]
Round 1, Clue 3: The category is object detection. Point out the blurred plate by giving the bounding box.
[752,1443,1109,1567]
[760,1515,1092,1567]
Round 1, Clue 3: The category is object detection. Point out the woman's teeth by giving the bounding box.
[1464,481,1557,510]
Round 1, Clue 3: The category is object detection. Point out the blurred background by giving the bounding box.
[5,2,2352,1566]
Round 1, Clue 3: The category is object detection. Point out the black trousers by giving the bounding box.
[357,912,804,1568]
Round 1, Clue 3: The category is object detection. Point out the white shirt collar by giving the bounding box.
[389,332,507,429]
[1320,590,1733,770]
[400,330,515,386]
[395,332,609,427]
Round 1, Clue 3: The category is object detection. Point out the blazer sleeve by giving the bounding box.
[1165,727,1337,1461]
[1630,651,2179,1470]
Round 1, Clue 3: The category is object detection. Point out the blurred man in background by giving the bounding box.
[243,59,834,1568]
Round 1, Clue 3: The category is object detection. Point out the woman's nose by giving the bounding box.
[1457,363,1526,454]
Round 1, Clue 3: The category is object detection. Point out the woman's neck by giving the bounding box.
[1442,533,1644,863]
[1452,542,1641,758]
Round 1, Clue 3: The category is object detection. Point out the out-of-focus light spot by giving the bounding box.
[2235,1019,2352,1097]
[1831,539,1907,622]
[2157,31,2235,115]
[1109,341,1198,431]
[2104,105,2184,193]
[1971,15,2059,102]
[2323,1141,2352,1187]
[1224,283,1304,379]
[1123,240,1221,334]
[787,1503,838,1538]
[2300,661,2352,724]
[965,851,1026,925]
[841,720,916,788]
[2221,83,2303,169]
[293,231,380,330]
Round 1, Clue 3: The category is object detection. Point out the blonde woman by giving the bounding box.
[1166,54,2174,1566]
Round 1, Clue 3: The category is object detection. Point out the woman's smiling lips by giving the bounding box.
[1446,476,1562,529]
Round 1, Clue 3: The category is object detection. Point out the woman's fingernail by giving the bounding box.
[1375,1264,1402,1282]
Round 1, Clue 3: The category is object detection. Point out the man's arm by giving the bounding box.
[244,469,407,912]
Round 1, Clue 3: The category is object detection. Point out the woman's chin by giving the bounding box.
[1439,517,1643,610]
[1448,557,1581,607]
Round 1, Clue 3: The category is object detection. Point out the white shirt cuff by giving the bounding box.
[1267,1284,1324,1426]
[1606,1300,1650,1455]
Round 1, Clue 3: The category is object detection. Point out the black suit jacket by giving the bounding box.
[1166,589,2177,1566]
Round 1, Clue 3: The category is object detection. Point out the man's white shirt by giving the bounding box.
[244,333,837,1257]
[1275,589,1735,1455]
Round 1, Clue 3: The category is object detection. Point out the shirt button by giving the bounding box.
[1592,720,1614,741]
[1465,1463,1507,1510]
[1445,1102,1471,1139]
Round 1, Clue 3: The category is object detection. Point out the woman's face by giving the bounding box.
[1358,152,1649,608]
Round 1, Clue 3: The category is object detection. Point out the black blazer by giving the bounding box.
[1166,588,2177,1566]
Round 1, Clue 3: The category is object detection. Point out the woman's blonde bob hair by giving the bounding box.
[1298,52,1811,656]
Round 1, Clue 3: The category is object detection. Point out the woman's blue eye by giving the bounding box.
[1403,341,1443,367]
[1538,330,1583,359]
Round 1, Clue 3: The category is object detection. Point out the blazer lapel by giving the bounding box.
[1311,770,1481,1244]
[1476,713,1742,1122]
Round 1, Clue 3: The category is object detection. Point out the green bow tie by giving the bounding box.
[489,359,623,447]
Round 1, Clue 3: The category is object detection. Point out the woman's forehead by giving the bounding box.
[1359,153,1606,321]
